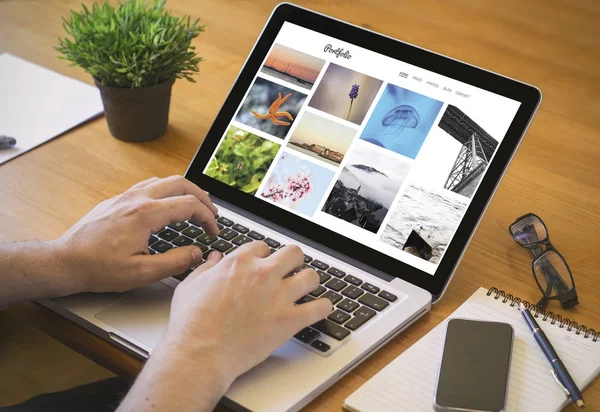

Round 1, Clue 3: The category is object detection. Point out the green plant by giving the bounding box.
[57,0,204,88]
[206,127,281,194]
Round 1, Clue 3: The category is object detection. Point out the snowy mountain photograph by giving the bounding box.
[322,141,411,233]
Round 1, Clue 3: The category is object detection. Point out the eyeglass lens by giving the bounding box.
[533,250,573,298]
[510,215,547,245]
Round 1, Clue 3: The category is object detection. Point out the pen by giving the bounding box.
[0,135,17,150]
[519,302,585,408]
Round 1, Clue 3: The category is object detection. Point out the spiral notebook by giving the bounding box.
[345,287,600,412]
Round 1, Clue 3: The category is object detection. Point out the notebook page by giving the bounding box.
[345,287,600,412]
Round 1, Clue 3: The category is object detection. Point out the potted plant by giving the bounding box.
[57,0,204,142]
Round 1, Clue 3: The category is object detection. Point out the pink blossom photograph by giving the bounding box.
[259,152,335,217]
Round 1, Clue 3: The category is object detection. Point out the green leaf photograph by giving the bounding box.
[206,127,280,194]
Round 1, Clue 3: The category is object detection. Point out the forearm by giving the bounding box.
[118,337,231,412]
[0,240,78,310]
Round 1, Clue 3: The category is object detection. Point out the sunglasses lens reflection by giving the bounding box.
[511,215,547,245]
[533,251,573,298]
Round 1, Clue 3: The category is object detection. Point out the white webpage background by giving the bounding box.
[205,21,521,276]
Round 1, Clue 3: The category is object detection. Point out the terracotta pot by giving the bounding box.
[94,78,175,142]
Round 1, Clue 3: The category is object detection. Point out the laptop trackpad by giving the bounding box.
[95,282,173,349]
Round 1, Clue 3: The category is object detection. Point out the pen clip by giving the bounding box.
[550,368,570,398]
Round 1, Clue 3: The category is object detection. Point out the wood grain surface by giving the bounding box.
[1,0,599,410]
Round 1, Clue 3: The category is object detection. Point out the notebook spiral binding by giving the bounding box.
[487,287,600,342]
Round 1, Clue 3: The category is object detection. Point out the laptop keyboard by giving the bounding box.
[148,214,398,356]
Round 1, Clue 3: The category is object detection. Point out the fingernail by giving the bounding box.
[208,251,221,262]
[191,247,203,262]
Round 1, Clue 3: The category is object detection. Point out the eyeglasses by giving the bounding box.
[509,213,578,310]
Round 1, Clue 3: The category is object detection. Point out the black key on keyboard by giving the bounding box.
[311,260,329,271]
[189,218,208,228]
[296,295,315,305]
[232,223,249,234]
[379,290,398,302]
[270,248,278,255]
[158,228,179,241]
[328,310,351,325]
[248,230,265,240]
[149,249,156,255]
[152,240,173,253]
[358,293,389,311]
[344,274,363,286]
[219,228,238,241]
[341,286,364,300]
[327,267,345,278]
[337,299,360,313]
[312,319,351,341]
[217,216,234,226]
[232,235,253,246]
[217,223,224,231]
[172,235,194,247]
[311,340,331,352]
[168,221,189,231]
[294,327,320,344]
[197,233,218,245]
[309,285,327,297]
[226,246,238,255]
[174,269,193,282]
[317,271,331,284]
[264,238,281,248]
[148,235,159,246]
[193,242,208,253]
[304,255,313,263]
[361,282,380,294]
[212,239,233,253]
[325,278,348,292]
[345,306,377,331]
[182,225,203,239]
[321,290,343,305]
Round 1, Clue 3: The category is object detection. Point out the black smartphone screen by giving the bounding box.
[435,319,514,411]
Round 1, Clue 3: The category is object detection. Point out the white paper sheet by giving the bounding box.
[0,53,104,165]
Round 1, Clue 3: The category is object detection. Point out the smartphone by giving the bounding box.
[434,319,514,412]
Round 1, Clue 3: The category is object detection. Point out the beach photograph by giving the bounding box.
[308,63,383,125]
[287,111,356,166]
[260,43,326,90]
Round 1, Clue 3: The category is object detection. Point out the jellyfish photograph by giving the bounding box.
[359,84,443,159]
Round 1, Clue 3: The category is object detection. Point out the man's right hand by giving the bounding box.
[118,242,332,412]
[169,242,332,387]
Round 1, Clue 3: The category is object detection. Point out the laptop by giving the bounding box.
[41,4,541,411]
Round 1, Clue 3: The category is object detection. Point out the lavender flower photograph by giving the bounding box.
[259,152,335,217]
[380,183,468,264]
[321,141,411,233]
[359,84,443,159]
[308,63,383,125]
[235,77,307,139]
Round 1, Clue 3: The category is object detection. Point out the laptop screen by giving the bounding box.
[202,22,521,276]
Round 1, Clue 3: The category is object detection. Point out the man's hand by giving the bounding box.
[53,175,219,295]
[118,242,332,412]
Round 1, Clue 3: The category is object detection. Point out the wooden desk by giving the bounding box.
[1,0,599,410]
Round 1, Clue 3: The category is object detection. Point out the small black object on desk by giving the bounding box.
[0,135,17,150]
